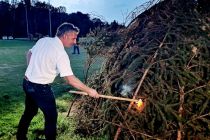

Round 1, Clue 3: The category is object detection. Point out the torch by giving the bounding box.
[68,90,144,108]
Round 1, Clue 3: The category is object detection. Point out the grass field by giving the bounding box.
[0,40,106,140]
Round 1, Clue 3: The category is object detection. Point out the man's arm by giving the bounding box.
[26,50,32,65]
[64,75,99,98]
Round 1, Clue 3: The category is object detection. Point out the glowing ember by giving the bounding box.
[137,99,143,108]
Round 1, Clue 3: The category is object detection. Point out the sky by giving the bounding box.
[39,0,149,24]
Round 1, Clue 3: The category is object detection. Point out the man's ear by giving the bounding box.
[64,34,67,39]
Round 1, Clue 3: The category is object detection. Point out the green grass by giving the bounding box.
[0,40,106,140]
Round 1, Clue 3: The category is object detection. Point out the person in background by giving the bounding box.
[72,40,80,54]
[17,22,99,140]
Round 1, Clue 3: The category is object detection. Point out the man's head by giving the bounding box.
[56,23,80,47]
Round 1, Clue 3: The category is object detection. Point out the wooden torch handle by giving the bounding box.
[69,90,139,102]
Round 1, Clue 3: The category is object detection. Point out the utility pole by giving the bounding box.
[11,0,18,37]
[48,0,52,37]
[25,5,29,38]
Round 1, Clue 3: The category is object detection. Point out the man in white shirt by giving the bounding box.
[17,23,99,140]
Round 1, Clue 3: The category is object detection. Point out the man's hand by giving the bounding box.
[65,75,100,98]
[87,89,100,98]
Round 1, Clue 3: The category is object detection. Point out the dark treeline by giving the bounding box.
[0,0,120,38]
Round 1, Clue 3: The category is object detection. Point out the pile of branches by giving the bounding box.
[73,0,210,139]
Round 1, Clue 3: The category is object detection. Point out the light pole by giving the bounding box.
[25,5,29,38]
[48,0,52,37]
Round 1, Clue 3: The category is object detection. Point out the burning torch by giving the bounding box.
[69,90,144,108]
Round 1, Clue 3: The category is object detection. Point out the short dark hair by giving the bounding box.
[56,22,79,37]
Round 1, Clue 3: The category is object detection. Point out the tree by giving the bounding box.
[0,1,11,36]
[0,1,106,38]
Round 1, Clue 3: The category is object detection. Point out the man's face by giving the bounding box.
[64,31,78,47]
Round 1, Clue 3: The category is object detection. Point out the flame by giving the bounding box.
[137,99,143,108]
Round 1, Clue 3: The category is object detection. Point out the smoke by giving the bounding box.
[120,84,132,97]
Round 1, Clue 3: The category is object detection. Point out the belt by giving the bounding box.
[24,76,50,87]
[24,76,29,81]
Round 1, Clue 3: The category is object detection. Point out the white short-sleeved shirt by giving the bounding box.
[25,36,74,84]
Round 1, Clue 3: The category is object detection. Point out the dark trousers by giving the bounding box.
[17,78,57,140]
[72,45,80,54]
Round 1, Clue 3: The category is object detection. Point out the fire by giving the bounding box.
[137,99,143,108]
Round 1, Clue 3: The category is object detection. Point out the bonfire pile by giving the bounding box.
[72,0,210,139]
